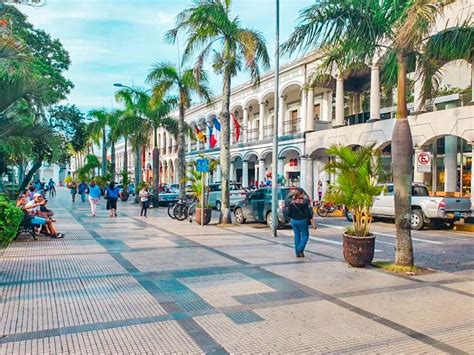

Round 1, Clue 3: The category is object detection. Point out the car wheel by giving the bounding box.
[234,208,245,224]
[266,212,279,229]
[411,209,424,230]
[345,208,353,222]
[216,201,221,211]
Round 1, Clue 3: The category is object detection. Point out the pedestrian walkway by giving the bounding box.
[1,189,473,353]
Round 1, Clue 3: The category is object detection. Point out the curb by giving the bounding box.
[454,223,474,233]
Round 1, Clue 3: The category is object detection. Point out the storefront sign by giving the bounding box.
[416,152,431,173]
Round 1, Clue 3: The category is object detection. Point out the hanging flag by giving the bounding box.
[195,126,206,143]
[212,116,221,131]
[231,113,241,142]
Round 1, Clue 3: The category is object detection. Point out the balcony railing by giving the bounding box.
[263,124,274,138]
[283,118,301,135]
[247,128,259,142]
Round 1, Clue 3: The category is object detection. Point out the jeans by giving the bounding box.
[80,192,86,202]
[89,197,99,216]
[290,218,309,256]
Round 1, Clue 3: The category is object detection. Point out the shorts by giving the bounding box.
[31,216,47,225]
[106,197,118,210]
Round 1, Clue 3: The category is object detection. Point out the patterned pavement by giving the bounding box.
[1,189,473,354]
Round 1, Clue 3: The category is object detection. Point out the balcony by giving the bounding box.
[263,124,274,138]
[247,128,259,142]
[283,118,301,135]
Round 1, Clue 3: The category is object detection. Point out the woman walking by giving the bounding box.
[105,181,121,217]
[287,190,315,257]
[88,180,101,217]
[69,181,78,202]
[139,185,151,217]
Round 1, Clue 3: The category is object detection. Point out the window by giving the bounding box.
[384,185,394,196]
[250,190,264,200]
[412,185,429,196]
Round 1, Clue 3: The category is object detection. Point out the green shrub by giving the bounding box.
[0,196,23,245]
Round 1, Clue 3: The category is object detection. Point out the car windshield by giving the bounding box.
[412,185,429,196]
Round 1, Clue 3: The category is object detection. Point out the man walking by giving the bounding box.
[78,181,88,202]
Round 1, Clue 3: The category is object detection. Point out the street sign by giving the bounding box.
[196,159,209,173]
[416,152,431,173]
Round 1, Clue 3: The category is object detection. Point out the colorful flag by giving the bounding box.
[231,113,241,142]
[195,126,206,143]
[212,116,221,131]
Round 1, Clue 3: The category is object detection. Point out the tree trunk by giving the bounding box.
[101,128,107,176]
[152,126,160,205]
[123,137,128,173]
[177,100,186,199]
[393,54,414,266]
[19,161,42,192]
[134,144,142,185]
[18,162,24,187]
[219,69,232,224]
[111,140,116,182]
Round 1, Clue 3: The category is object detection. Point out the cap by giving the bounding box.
[33,193,42,198]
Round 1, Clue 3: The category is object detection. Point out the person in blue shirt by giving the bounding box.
[105,181,122,217]
[78,181,88,202]
[88,180,102,217]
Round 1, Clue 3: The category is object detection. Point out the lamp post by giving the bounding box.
[113,82,160,207]
[271,0,280,237]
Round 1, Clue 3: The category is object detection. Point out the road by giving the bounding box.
[212,210,474,272]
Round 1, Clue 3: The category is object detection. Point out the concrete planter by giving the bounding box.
[342,233,375,268]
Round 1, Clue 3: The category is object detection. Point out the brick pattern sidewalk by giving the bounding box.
[1,190,473,354]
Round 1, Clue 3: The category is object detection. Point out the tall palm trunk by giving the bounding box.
[219,68,232,224]
[152,126,160,204]
[177,100,186,199]
[134,143,142,185]
[101,128,107,176]
[111,140,116,182]
[392,53,414,266]
[123,137,128,173]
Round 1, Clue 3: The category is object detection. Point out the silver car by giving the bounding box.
[208,182,247,211]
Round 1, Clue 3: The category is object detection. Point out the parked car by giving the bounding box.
[157,191,179,206]
[208,182,247,210]
[345,183,471,230]
[234,186,310,228]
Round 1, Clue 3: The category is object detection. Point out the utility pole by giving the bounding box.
[271,0,280,238]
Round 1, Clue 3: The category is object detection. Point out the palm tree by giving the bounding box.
[107,109,124,181]
[167,0,270,224]
[115,88,150,186]
[146,62,211,200]
[283,0,472,266]
[88,109,109,177]
[147,96,178,204]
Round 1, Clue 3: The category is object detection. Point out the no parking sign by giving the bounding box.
[416,152,431,173]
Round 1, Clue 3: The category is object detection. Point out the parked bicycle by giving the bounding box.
[168,197,198,221]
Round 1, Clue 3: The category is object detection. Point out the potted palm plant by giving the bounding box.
[186,169,212,225]
[120,171,130,201]
[324,144,384,267]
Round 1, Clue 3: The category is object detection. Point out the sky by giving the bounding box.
[18,0,314,113]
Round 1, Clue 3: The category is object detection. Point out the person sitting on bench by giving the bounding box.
[17,195,64,238]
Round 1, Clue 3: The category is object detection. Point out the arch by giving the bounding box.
[259,149,273,160]
[308,147,330,159]
[230,103,244,112]
[419,134,467,149]
[259,89,276,103]
[231,152,243,161]
[278,146,302,159]
[280,80,303,94]
[243,151,259,161]
[243,96,260,109]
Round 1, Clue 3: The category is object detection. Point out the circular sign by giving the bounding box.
[417,152,430,165]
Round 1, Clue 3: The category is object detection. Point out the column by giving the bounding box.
[369,64,381,121]
[414,61,425,112]
[414,147,424,183]
[313,160,320,200]
[243,108,249,143]
[258,159,265,186]
[277,157,285,179]
[306,87,314,132]
[230,161,235,182]
[278,96,285,136]
[306,158,314,199]
[242,160,249,188]
[320,91,328,121]
[259,102,265,140]
[470,143,474,209]
[335,75,345,127]
[300,89,307,133]
[215,163,221,182]
[444,136,458,193]
[300,156,307,191]
[327,91,333,122]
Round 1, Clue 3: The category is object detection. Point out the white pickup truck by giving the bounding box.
[346,183,472,230]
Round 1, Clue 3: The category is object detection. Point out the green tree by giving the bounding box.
[283,0,472,266]
[88,109,110,177]
[167,0,270,223]
[146,63,211,199]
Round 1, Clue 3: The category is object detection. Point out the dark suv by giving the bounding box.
[233,187,310,228]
